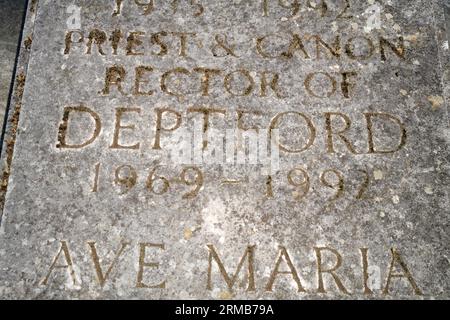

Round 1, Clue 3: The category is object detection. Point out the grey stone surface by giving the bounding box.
[0,0,27,130]
[0,0,448,300]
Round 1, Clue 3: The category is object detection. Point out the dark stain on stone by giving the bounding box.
[24,35,33,51]
[29,0,38,14]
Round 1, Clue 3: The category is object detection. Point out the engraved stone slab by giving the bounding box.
[0,0,448,299]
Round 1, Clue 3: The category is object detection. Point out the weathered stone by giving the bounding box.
[0,0,448,299]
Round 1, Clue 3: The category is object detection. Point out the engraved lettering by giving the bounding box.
[207,245,256,292]
[266,246,306,292]
[87,242,130,288]
[315,247,350,294]
[110,108,141,150]
[153,108,182,150]
[41,241,77,286]
[56,105,102,149]
[383,248,422,296]
[136,243,166,289]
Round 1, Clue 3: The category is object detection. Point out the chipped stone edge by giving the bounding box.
[0,0,40,224]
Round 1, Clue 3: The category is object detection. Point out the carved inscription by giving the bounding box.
[21,0,434,298]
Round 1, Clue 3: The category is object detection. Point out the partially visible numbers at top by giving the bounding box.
[112,0,204,17]
[110,0,352,19]
[262,0,352,19]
